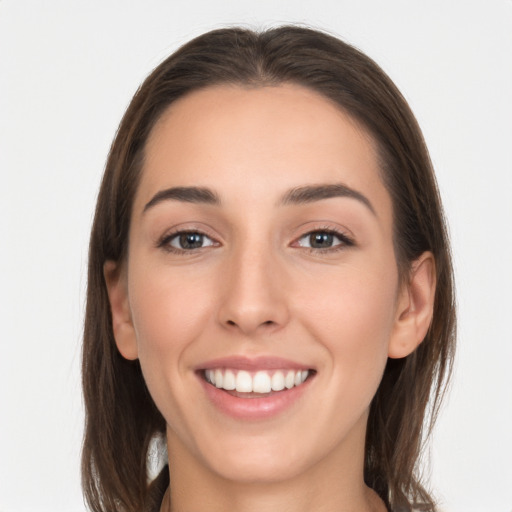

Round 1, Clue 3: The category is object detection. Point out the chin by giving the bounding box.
[205,450,310,484]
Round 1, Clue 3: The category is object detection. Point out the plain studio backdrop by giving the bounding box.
[1,1,511,511]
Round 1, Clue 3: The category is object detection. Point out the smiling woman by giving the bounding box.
[82,26,456,512]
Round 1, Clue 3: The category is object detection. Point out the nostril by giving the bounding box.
[225,319,275,328]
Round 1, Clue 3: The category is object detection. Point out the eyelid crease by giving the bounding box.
[293,226,356,252]
[292,221,355,241]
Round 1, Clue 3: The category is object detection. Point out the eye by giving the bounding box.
[161,231,217,252]
[295,230,354,251]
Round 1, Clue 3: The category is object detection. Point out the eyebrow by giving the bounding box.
[143,186,220,212]
[279,184,376,215]
[143,183,375,215]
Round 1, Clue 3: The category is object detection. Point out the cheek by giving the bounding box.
[298,260,398,389]
[129,272,209,349]
[127,266,215,369]
[125,265,219,439]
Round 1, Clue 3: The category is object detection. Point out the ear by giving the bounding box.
[388,252,436,359]
[103,260,139,360]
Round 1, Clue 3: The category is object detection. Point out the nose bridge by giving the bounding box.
[218,232,289,334]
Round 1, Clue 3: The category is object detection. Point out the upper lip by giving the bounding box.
[195,355,314,372]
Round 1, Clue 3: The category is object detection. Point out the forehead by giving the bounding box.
[136,84,391,222]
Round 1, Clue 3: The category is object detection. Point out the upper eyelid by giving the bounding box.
[298,227,347,237]
[157,224,220,244]
[294,229,354,246]
[293,225,354,241]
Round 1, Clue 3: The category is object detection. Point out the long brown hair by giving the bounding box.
[82,26,456,512]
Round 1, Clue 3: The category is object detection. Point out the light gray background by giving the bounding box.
[1,1,511,511]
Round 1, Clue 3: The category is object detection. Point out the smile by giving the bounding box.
[197,357,315,420]
[204,368,310,394]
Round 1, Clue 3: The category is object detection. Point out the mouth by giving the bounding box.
[202,368,312,397]
[196,357,316,420]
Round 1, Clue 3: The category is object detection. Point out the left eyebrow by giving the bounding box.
[279,184,376,215]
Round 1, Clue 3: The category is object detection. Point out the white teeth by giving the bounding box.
[205,368,310,394]
[223,369,236,390]
[271,371,285,391]
[236,370,253,392]
[285,370,295,389]
[214,369,223,389]
[253,371,272,393]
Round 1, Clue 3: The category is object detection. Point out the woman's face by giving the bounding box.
[110,84,414,484]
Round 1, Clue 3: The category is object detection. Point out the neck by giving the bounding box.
[161,420,387,512]
[161,476,385,512]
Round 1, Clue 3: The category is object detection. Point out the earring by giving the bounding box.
[146,431,168,483]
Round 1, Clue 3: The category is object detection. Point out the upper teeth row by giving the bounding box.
[205,369,309,393]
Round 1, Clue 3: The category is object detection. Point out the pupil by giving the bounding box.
[310,232,333,248]
[180,233,203,249]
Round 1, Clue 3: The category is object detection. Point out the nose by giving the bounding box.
[217,245,290,336]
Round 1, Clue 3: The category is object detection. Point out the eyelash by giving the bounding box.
[295,227,355,253]
[157,227,355,255]
[157,229,218,255]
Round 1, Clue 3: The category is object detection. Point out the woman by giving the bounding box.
[82,26,456,512]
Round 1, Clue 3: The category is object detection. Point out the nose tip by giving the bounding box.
[221,299,286,336]
[217,254,289,336]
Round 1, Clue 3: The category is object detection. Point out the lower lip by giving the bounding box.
[199,373,313,420]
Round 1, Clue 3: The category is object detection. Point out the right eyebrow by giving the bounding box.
[143,186,221,213]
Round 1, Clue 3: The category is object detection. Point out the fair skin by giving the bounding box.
[105,84,436,512]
